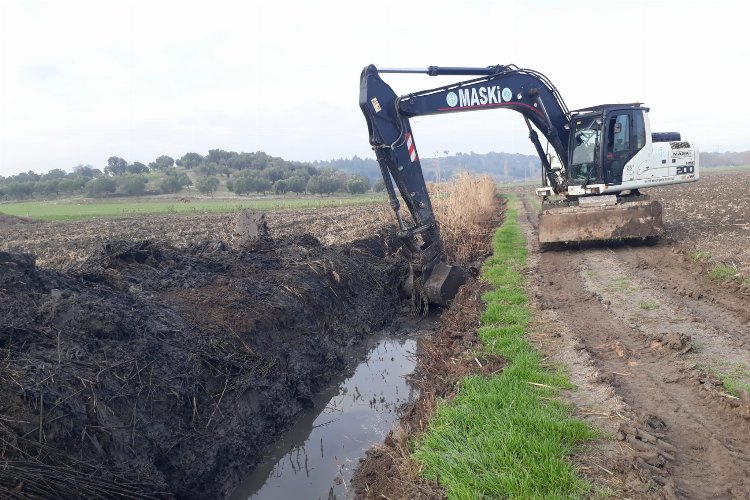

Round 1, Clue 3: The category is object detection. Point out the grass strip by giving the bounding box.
[414,195,596,499]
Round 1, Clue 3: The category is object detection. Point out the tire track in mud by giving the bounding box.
[519,194,750,499]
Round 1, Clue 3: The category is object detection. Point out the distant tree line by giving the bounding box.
[314,152,543,183]
[321,149,750,183]
[699,150,750,168]
[0,156,193,201]
[0,150,379,201]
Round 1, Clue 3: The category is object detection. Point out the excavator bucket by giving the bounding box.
[538,197,663,244]
[423,262,467,306]
[402,261,467,307]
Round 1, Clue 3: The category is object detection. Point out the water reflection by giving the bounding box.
[230,336,420,500]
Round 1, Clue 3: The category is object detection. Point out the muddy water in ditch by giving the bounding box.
[229,324,430,499]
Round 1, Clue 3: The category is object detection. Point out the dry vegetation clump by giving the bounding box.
[429,172,500,262]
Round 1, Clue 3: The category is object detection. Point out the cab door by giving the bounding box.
[602,111,633,185]
[602,109,648,185]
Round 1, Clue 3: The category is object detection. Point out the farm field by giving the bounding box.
[1,168,749,498]
[0,193,386,221]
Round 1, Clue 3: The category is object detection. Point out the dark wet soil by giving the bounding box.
[0,230,408,499]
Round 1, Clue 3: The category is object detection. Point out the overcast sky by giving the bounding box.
[1,0,748,176]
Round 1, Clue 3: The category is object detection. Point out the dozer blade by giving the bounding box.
[538,199,663,244]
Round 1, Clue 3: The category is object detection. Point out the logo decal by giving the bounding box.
[446,92,458,107]
[501,88,512,102]
[370,97,382,113]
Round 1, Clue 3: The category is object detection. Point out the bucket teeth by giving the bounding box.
[538,200,663,244]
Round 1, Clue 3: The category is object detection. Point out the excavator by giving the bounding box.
[359,64,699,305]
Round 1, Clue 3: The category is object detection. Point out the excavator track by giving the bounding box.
[538,197,663,244]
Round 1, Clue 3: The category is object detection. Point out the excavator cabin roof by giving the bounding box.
[570,103,649,115]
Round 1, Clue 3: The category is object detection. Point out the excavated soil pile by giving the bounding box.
[0,231,407,498]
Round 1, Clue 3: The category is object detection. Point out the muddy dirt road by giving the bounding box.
[520,193,750,498]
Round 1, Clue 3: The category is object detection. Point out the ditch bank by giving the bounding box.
[0,229,408,498]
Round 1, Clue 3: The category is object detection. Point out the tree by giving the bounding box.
[16,171,40,182]
[347,175,370,194]
[176,152,204,169]
[195,176,220,195]
[127,162,149,174]
[118,175,148,196]
[105,156,128,176]
[6,182,35,199]
[229,173,271,195]
[262,165,289,183]
[158,170,192,194]
[252,177,272,194]
[59,177,88,194]
[43,168,67,180]
[87,177,117,197]
[308,172,339,195]
[196,162,218,176]
[373,178,386,192]
[206,149,238,165]
[150,155,175,170]
[287,176,307,195]
[73,164,101,178]
[273,179,289,194]
[40,180,61,197]
[306,175,321,195]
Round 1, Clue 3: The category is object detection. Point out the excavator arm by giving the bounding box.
[359,64,574,304]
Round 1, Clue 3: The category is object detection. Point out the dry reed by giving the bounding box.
[429,172,500,263]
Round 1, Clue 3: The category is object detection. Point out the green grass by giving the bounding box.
[639,300,660,310]
[700,363,750,398]
[722,376,750,397]
[610,276,630,292]
[0,194,386,221]
[414,194,596,499]
[708,263,737,280]
[691,251,711,261]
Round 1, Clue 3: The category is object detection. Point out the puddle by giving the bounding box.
[229,333,422,499]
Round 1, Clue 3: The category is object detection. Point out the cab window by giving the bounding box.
[634,111,646,151]
[610,114,630,152]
